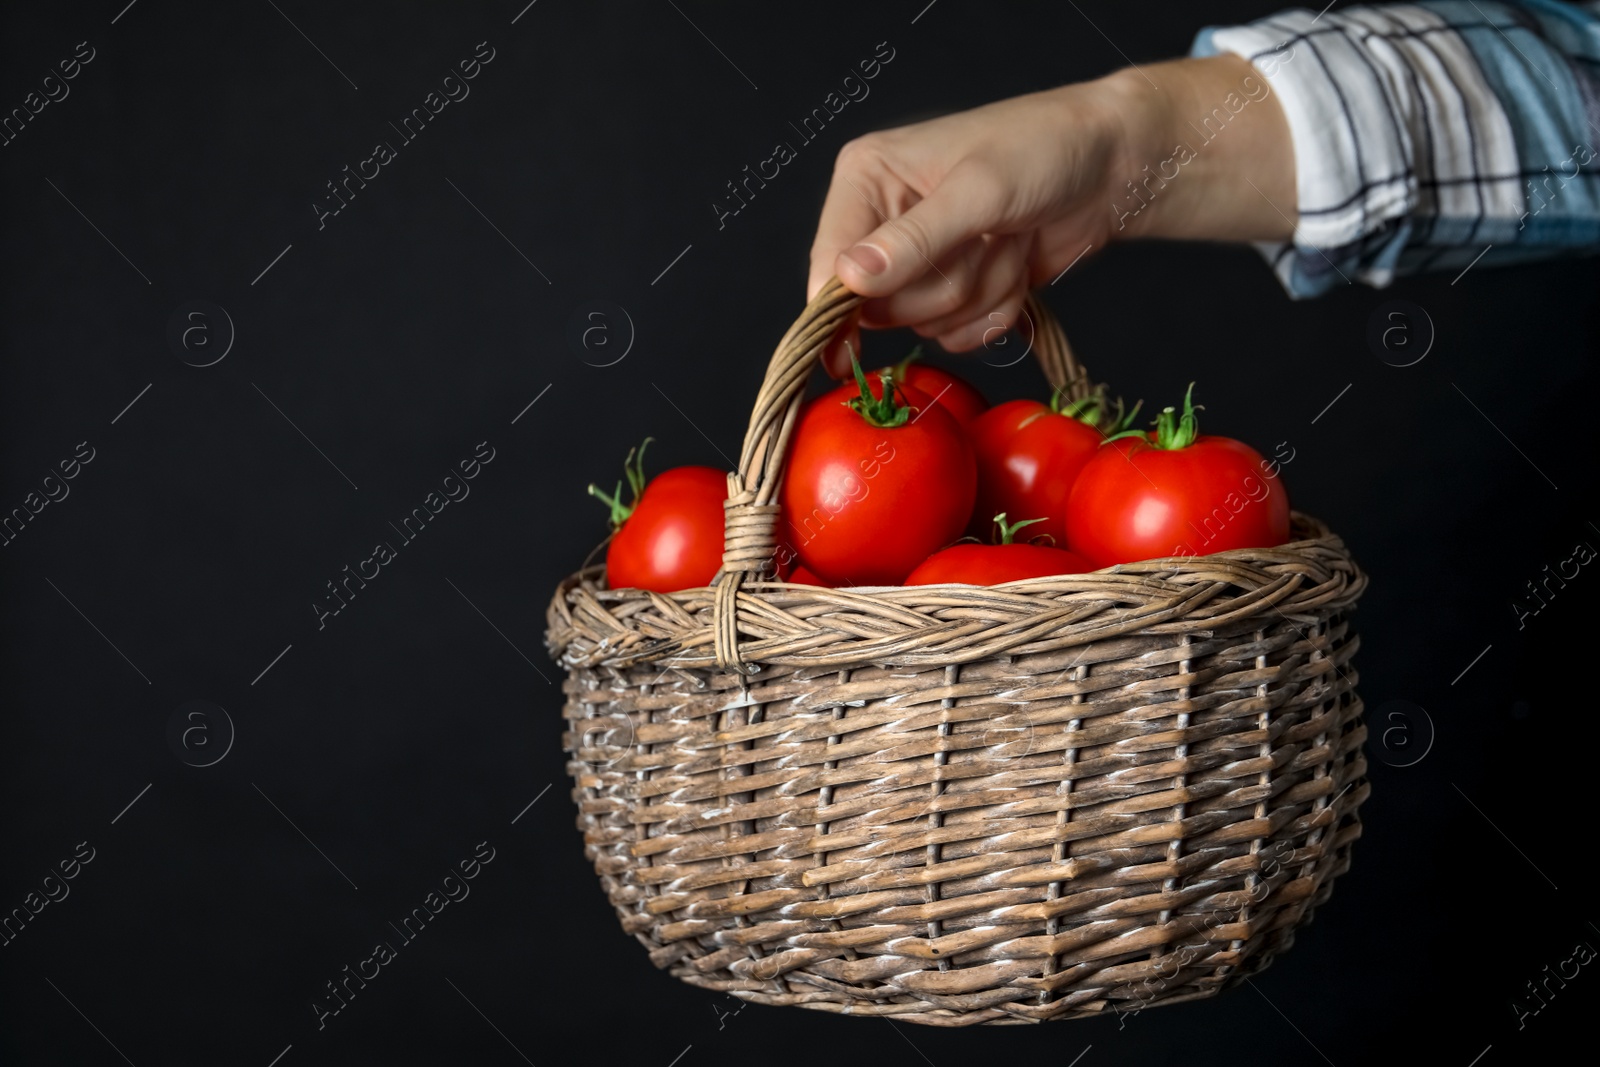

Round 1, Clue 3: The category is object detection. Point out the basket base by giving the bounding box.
[664,899,1324,1026]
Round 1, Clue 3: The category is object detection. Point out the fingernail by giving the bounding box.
[842,244,887,276]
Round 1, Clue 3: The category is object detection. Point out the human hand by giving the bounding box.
[807,54,1294,376]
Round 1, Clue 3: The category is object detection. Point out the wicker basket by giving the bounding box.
[546,278,1369,1026]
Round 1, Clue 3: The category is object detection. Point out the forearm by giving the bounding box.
[1099,54,1296,245]
[1186,2,1600,297]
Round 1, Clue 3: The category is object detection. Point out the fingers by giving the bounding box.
[808,146,877,375]
[808,140,1009,376]
[826,235,982,378]
[808,139,891,301]
[820,234,1026,373]
[858,237,988,329]
[831,160,1005,298]
[934,290,1026,353]
[916,235,1030,346]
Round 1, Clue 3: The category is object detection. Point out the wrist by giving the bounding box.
[1096,66,1177,242]
[1097,55,1296,244]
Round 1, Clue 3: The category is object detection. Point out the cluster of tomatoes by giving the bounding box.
[592,351,1291,594]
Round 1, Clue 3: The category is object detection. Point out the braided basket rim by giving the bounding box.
[547,511,1365,672]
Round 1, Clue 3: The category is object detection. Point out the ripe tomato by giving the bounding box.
[880,347,987,428]
[967,393,1138,545]
[1065,385,1290,566]
[788,565,827,586]
[590,440,727,592]
[779,361,976,586]
[906,514,1096,585]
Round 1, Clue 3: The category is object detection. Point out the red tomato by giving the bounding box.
[590,441,727,592]
[1065,386,1290,566]
[882,349,987,428]
[765,553,825,585]
[905,514,1095,585]
[788,565,827,586]
[906,542,1094,585]
[779,363,976,586]
[967,397,1112,545]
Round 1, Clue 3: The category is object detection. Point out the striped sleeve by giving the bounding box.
[1191,1,1600,297]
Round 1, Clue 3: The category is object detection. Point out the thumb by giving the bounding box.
[833,162,1002,298]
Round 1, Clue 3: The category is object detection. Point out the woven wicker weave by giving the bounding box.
[546,279,1368,1026]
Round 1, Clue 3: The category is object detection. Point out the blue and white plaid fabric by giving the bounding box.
[1193,1,1600,296]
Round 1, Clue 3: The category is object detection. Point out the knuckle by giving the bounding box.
[931,279,967,317]
[888,212,933,264]
[939,321,981,352]
[834,135,882,171]
[988,297,1024,334]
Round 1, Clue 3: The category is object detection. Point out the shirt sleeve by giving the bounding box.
[1190,1,1600,297]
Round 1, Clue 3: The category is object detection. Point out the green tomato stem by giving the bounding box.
[1052,391,1103,424]
[588,480,629,527]
[993,512,1047,545]
[590,437,654,529]
[1149,382,1203,450]
[846,351,912,429]
[626,437,654,499]
[892,343,927,381]
[1054,388,1145,435]
[1100,385,1202,449]
[1111,396,1144,432]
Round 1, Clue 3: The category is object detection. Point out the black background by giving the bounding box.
[3,1,1597,1064]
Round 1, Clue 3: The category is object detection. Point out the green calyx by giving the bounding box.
[992,512,1047,545]
[1102,382,1201,449]
[847,351,912,429]
[891,343,926,381]
[588,437,653,528]
[1052,387,1144,435]
[1150,382,1203,449]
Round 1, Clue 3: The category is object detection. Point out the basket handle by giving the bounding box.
[712,277,1092,671]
